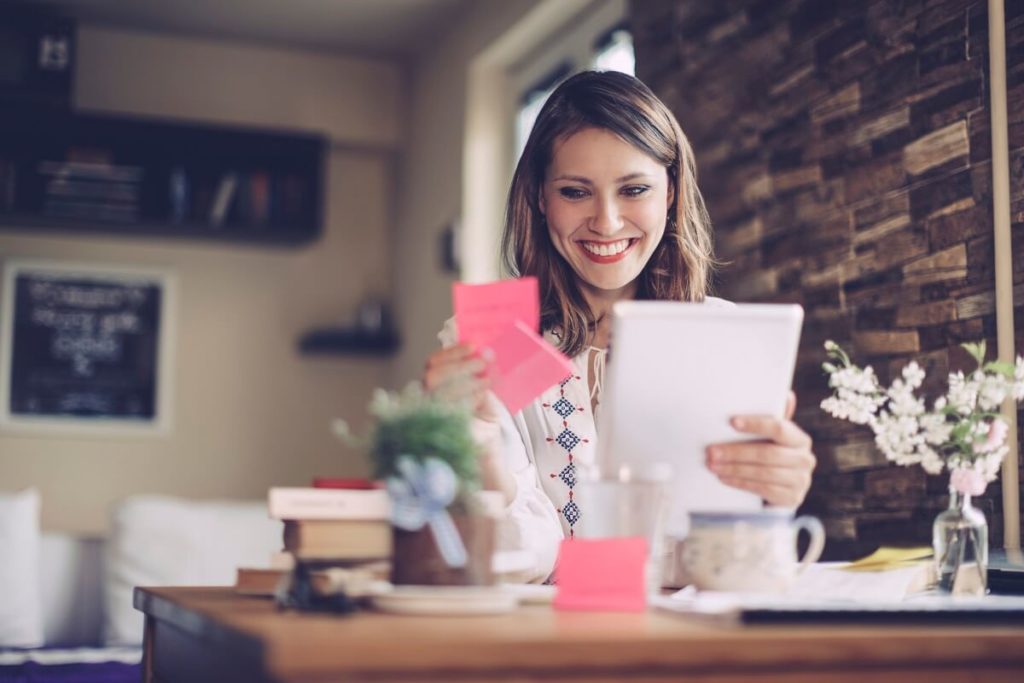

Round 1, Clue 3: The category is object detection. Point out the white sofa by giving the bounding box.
[2,491,282,672]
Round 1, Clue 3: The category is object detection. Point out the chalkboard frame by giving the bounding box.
[0,260,176,435]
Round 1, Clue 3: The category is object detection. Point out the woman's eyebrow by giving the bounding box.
[550,172,655,184]
[551,174,593,184]
[616,172,654,182]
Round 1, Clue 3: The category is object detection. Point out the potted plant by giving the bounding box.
[344,383,496,586]
[820,340,1024,595]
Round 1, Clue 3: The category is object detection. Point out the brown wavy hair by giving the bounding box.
[502,70,716,358]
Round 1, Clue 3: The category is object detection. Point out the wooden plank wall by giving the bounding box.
[632,0,1024,558]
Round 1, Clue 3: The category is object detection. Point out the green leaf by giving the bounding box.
[962,340,987,366]
[949,420,973,444]
[983,360,1016,379]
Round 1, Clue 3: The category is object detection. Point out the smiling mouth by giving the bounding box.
[579,238,638,263]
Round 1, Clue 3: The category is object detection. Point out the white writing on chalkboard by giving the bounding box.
[3,262,169,428]
[29,281,147,308]
[27,281,149,377]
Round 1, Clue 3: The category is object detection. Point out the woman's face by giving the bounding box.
[540,126,673,301]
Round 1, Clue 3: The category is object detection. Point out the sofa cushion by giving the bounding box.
[39,534,105,646]
[0,488,44,648]
[103,496,281,646]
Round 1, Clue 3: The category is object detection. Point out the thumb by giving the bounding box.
[785,390,797,420]
[478,390,504,424]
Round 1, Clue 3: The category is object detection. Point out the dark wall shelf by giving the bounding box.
[0,105,327,245]
[298,328,401,356]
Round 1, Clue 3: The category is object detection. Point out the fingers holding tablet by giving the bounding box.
[706,412,816,507]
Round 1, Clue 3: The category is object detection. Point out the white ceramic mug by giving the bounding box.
[681,509,825,593]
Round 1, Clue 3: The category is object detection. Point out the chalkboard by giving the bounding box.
[0,261,174,434]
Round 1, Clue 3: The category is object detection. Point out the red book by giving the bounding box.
[311,477,380,490]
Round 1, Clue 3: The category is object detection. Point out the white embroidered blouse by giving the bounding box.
[438,296,734,583]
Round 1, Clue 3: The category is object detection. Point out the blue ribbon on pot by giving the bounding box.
[387,455,467,568]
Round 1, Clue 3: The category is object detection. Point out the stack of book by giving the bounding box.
[235,481,392,606]
[39,159,143,223]
[269,484,392,563]
[234,482,392,598]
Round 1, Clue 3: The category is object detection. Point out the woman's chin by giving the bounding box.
[577,271,642,296]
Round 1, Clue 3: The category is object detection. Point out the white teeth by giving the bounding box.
[582,239,631,256]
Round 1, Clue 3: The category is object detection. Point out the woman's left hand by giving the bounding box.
[705,391,816,507]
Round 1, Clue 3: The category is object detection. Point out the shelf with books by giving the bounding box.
[0,105,326,245]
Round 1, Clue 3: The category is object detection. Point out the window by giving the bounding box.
[515,64,570,162]
[592,26,635,76]
[511,1,634,163]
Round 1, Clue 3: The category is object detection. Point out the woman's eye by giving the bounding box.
[558,187,588,200]
[621,185,651,197]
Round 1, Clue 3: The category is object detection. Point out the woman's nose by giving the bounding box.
[590,197,624,235]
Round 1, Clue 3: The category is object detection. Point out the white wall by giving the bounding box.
[0,26,403,534]
[76,25,403,146]
[390,0,598,385]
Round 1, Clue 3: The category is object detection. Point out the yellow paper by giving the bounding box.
[843,546,933,572]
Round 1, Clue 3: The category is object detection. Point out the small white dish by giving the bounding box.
[500,583,556,605]
[369,585,519,616]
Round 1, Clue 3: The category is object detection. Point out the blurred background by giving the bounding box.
[0,0,1020,561]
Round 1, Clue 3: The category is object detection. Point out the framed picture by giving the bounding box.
[0,260,176,435]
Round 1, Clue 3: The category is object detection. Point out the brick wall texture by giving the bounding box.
[631,0,1024,558]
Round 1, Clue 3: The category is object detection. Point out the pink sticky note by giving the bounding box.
[453,277,539,348]
[488,320,575,415]
[553,537,648,612]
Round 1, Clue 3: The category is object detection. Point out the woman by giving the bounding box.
[424,70,815,582]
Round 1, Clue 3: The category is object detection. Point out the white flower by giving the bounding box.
[820,387,884,424]
[872,412,924,466]
[980,448,1007,481]
[828,365,881,395]
[917,444,945,475]
[901,361,925,390]
[887,378,925,417]
[821,341,1024,486]
[1014,356,1024,400]
[946,371,977,414]
[976,373,1008,411]
[919,412,953,446]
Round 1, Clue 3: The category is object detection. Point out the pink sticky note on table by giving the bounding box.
[553,537,648,612]
[453,277,539,348]
[488,320,575,415]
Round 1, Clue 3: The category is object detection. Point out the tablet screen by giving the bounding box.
[595,301,804,537]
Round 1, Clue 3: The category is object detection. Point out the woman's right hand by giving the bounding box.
[422,343,499,423]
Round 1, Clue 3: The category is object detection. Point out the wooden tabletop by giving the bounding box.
[136,586,1024,683]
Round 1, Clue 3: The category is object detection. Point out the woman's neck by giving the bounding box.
[581,280,636,350]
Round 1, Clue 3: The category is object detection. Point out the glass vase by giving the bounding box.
[932,488,988,596]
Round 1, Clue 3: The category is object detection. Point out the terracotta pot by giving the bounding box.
[391,514,496,586]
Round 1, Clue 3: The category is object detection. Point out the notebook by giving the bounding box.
[651,591,1024,625]
[989,549,1024,595]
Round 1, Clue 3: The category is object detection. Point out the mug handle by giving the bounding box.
[792,515,825,571]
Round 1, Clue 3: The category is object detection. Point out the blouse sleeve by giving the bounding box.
[488,410,564,583]
[439,317,563,582]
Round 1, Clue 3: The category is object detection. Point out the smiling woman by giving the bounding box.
[421,71,816,583]
[540,127,673,340]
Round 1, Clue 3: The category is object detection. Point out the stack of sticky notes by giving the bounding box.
[842,546,933,573]
[453,277,575,414]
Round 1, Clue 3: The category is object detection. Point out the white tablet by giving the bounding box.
[595,301,804,537]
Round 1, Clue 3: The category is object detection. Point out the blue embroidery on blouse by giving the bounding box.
[544,372,587,537]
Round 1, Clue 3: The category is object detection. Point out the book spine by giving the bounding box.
[268,487,390,520]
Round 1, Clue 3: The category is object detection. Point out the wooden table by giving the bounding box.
[136,586,1024,683]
